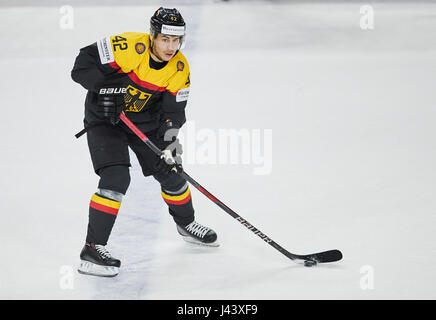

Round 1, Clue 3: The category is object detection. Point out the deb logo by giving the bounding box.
[177,61,184,71]
[135,42,146,54]
[124,85,152,112]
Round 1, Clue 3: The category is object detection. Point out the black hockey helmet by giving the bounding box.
[150,7,186,49]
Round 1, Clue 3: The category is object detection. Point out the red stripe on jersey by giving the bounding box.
[128,72,166,92]
[90,201,119,216]
[109,61,124,74]
[109,61,120,69]
[108,61,172,93]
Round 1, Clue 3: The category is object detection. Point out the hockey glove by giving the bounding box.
[155,143,183,174]
[97,87,126,125]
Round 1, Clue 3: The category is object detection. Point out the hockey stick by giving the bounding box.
[119,112,342,266]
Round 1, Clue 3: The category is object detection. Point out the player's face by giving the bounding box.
[153,34,180,61]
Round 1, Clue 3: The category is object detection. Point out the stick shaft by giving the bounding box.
[120,112,298,261]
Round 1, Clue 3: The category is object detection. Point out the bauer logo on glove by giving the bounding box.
[97,87,127,125]
[99,87,127,94]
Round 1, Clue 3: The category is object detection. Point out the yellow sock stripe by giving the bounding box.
[91,194,121,210]
[161,186,191,202]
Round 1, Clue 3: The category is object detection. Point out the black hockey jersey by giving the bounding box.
[71,32,191,133]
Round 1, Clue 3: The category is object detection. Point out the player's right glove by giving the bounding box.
[96,87,127,125]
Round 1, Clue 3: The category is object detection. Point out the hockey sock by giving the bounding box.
[86,190,122,245]
[161,183,195,226]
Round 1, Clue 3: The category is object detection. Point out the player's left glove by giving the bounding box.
[155,140,183,174]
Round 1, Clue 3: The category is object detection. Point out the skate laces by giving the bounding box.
[185,221,210,238]
[94,245,112,259]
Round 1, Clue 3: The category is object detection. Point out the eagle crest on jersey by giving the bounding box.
[125,85,152,112]
[96,32,191,114]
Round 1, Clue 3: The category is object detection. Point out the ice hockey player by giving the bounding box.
[71,7,218,277]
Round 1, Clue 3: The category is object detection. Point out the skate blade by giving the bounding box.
[181,235,220,247]
[78,260,119,277]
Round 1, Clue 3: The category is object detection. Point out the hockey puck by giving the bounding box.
[304,260,317,267]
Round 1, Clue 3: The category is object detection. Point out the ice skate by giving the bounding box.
[78,242,121,277]
[177,221,219,247]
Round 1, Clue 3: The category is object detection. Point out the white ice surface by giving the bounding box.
[0,1,435,299]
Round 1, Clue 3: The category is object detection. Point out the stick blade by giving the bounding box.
[300,249,343,263]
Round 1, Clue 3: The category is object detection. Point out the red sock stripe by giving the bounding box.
[163,193,192,205]
[90,200,119,216]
